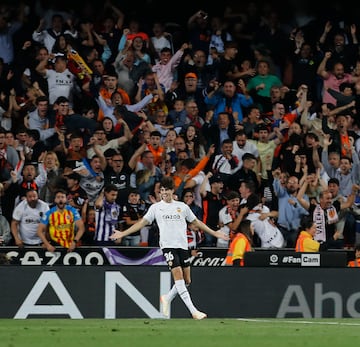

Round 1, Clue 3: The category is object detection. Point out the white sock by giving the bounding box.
[174,279,197,314]
[165,284,178,303]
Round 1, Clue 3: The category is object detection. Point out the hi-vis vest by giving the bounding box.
[225,233,251,266]
[348,259,360,267]
[295,231,319,252]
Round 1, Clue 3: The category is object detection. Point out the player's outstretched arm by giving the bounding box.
[110,218,149,241]
[192,219,229,240]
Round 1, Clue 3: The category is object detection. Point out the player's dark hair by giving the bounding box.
[160,176,174,190]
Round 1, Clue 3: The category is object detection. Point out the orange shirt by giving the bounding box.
[97,87,130,121]
[340,133,351,157]
[173,155,210,190]
[147,144,165,166]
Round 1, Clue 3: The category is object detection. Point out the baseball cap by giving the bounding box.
[185,72,198,79]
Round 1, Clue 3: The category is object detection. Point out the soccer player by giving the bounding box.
[37,189,85,252]
[110,176,228,319]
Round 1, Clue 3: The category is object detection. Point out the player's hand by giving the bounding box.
[216,230,230,240]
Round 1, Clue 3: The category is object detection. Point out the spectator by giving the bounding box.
[165,72,208,116]
[75,149,107,206]
[208,16,233,64]
[113,47,152,99]
[297,181,359,249]
[27,96,57,145]
[182,188,203,221]
[295,215,328,252]
[64,132,87,164]
[134,72,167,118]
[183,99,205,132]
[167,99,187,133]
[318,22,358,74]
[187,10,211,57]
[211,138,241,189]
[172,147,213,194]
[218,190,240,247]
[121,188,149,246]
[152,44,189,92]
[204,79,253,125]
[36,188,85,251]
[246,60,282,107]
[183,124,206,161]
[232,130,259,169]
[25,129,46,163]
[348,243,360,267]
[19,45,50,96]
[0,213,11,246]
[162,129,178,164]
[132,150,163,204]
[35,53,76,108]
[225,219,254,266]
[317,52,359,106]
[11,189,49,247]
[202,112,236,153]
[150,21,172,63]
[95,71,131,122]
[272,168,309,248]
[93,183,121,246]
[200,172,226,246]
[0,5,26,65]
[216,41,254,84]
[180,49,216,90]
[288,41,320,99]
[81,206,96,246]
[242,106,265,139]
[101,117,116,140]
[0,126,20,183]
[86,123,132,160]
[38,151,66,204]
[64,172,88,214]
[103,148,141,206]
[246,203,285,248]
[11,160,47,205]
[32,14,78,53]
[229,152,259,193]
[321,133,360,198]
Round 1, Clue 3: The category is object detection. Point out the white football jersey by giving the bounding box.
[143,200,196,249]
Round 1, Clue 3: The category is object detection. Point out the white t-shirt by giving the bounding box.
[46,68,75,105]
[12,199,50,244]
[217,205,232,248]
[143,200,196,249]
[246,204,285,248]
[190,171,205,208]
[232,140,259,168]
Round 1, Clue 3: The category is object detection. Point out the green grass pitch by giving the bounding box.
[2,318,360,347]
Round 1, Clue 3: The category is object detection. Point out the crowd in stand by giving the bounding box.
[1,1,360,260]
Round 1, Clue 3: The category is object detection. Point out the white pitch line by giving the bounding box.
[237,318,360,326]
